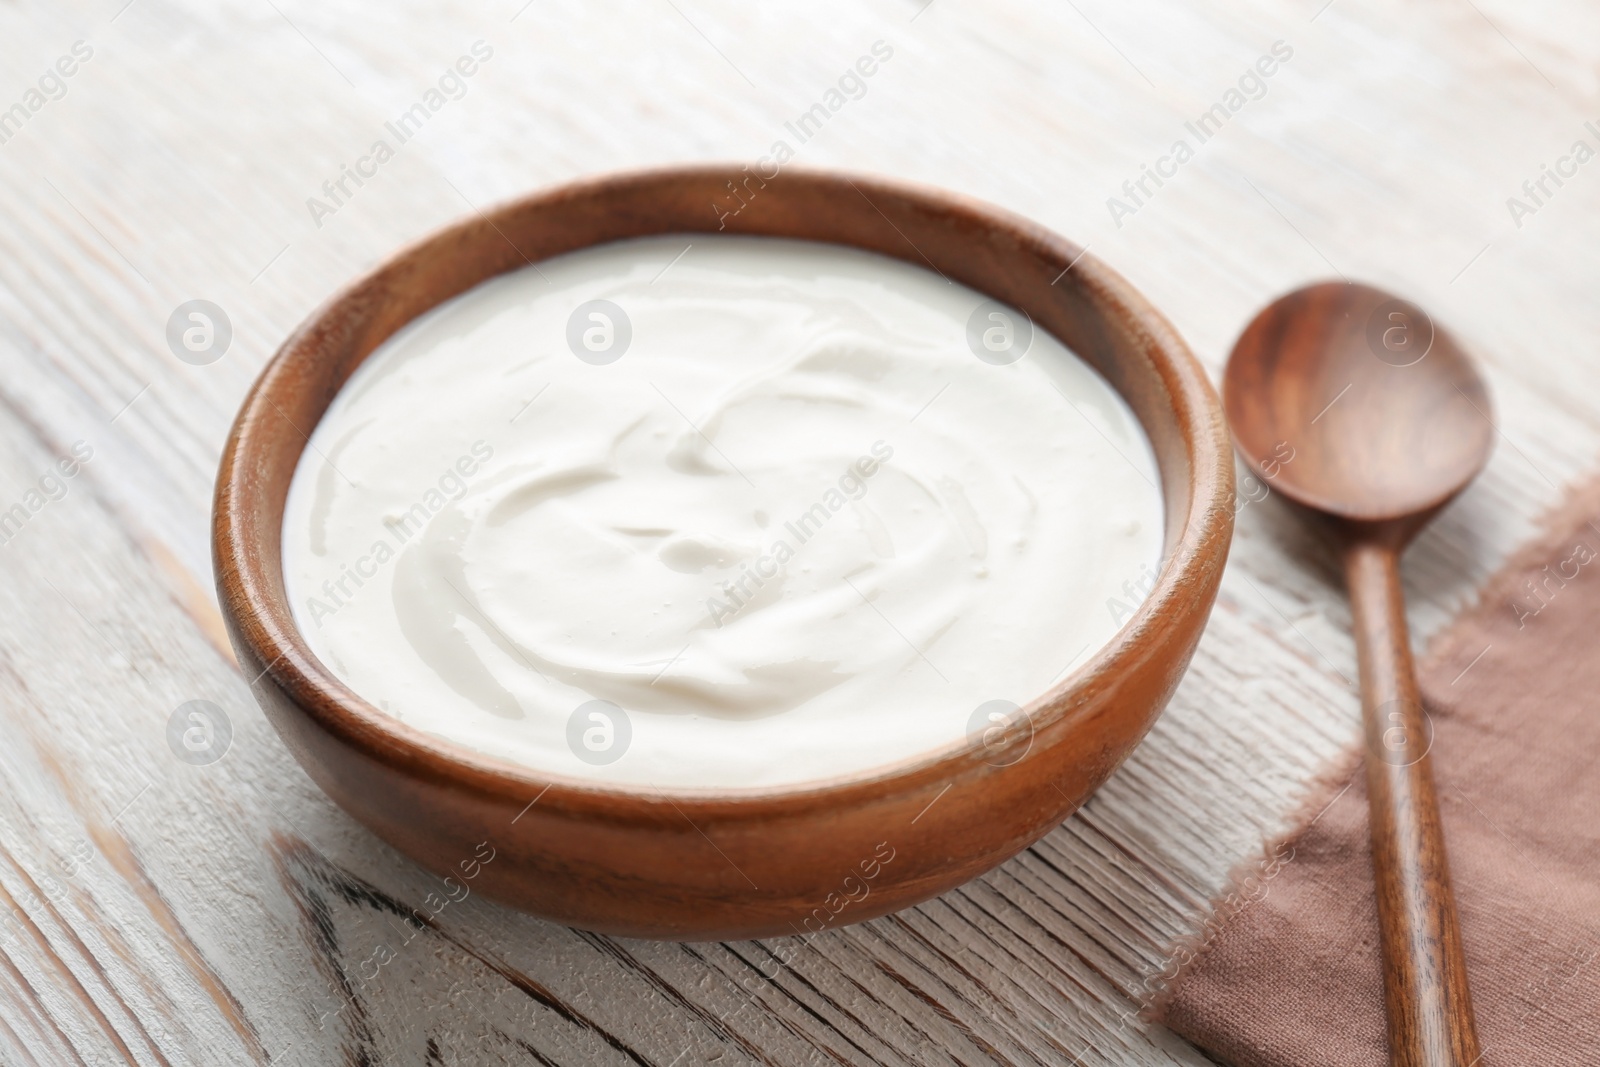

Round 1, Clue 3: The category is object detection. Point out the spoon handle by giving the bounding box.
[1344,540,1481,1067]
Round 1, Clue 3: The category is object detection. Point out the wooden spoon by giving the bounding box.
[1224,281,1490,1066]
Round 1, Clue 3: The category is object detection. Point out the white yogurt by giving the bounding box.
[282,235,1162,789]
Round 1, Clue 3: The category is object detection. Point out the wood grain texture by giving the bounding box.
[0,0,1596,1063]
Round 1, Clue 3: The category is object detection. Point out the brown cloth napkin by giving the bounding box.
[1152,481,1600,1066]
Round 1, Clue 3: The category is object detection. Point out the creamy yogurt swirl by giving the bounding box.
[283,235,1162,789]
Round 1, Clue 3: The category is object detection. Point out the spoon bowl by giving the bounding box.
[1226,281,1493,529]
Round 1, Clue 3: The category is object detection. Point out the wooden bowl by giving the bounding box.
[213,166,1234,940]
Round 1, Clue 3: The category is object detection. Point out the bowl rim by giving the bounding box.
[214,163,1233,821]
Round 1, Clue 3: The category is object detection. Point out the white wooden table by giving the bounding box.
[0,1,1595,1063]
